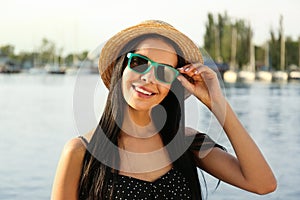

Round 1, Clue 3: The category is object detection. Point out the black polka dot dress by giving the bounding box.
[106,168,192,199]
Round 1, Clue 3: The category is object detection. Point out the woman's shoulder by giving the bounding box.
[61,129,94,158]
[61,138,86,162]
[52,136,91,198]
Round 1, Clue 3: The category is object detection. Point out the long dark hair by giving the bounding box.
[78,34,202,199]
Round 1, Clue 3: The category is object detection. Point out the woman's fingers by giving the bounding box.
[178,63,216,83]
[176,74,194,93]
[178,63,225,110]
[178,64,197,77]
[178,64,199,78]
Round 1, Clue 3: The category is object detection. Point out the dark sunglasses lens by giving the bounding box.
[129,56,149,73]
[156,65,176,83]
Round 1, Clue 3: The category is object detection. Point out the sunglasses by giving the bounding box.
[127,53,179,84]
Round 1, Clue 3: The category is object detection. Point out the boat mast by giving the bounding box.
[298,36,300,68]
[280,15,285,71]
[264,42,269,68]
[249,24,255,72]
[230,26,237,70]
[214,24,221,63]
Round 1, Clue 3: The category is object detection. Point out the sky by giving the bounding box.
[1,0,300,56]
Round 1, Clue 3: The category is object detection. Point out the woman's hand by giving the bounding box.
[177,63,225,110]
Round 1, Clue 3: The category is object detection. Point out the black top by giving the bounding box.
[78,132,225,200]
[105,168,191,199]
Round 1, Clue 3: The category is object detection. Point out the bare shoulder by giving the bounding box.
[62,137,86,158]
[51,137,88,199]
[54,129,97,178]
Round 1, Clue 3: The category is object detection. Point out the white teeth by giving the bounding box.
[135,86,153,95]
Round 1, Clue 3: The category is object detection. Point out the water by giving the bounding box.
[203,82,300,199]
[0,74,299,200]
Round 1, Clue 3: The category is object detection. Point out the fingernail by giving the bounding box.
[184,67,190,72]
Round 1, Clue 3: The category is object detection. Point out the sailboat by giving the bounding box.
[256,42,272,82]
[256,70,272,82]
[288,38,300,80]
[45,54,66,74]
[288,64,300,80]
[289,70,300,80]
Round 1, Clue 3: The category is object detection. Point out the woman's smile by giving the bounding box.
[133,85,157,97]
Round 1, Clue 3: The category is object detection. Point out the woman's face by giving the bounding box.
[122,38,178,111]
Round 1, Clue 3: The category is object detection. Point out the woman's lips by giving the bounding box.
[133,85,156,97]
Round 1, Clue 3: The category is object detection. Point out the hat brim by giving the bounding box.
[98,20,203,99]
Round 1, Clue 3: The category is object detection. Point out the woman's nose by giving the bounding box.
[141,66,156,83]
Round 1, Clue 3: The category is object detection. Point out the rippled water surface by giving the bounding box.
[0,74,299,199]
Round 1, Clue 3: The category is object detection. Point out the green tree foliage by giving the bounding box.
[269,30,280,70]
[64,51,89,66]
[204,13,216,59]
[15,52,34,67]
[285,37,298,67]
[204,12,252,69]
[0,45,15,58]
[38,38,57,65]
[235,20,251,68]
[219,14,231,63]
[255,46,265,68]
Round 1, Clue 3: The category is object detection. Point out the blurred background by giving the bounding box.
[0,0,300,199]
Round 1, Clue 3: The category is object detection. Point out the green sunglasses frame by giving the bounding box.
[127,53,179,84]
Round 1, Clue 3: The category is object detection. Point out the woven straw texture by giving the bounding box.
[98,20,203,89]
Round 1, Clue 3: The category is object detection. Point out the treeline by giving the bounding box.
[0,38,88,69]
[1,12,299,70]
[203,12,300,70]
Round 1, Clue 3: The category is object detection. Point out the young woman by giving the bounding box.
[51,20,276,200]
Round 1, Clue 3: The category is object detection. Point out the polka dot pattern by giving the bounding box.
[106,168,192,199]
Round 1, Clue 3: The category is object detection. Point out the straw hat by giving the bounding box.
[98,20,203,89]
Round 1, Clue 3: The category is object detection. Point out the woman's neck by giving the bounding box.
[126,106,152,126]
[120,106,157,138]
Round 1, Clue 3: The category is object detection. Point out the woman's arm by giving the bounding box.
[178,64,277,194]
[51,138,86,200]
[195,102,277,194]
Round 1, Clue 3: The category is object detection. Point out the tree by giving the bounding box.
[285,37,298,68]
[0,45,15,58]
[219,13,231,63]
[204,13,217,59]
[38,38,56,65]
[255,45,265,69]
[204,12,252,69]
[234,20,251,68]
[269,29,280,70]
[17,52,35,68]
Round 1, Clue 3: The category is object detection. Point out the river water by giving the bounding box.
[0,73,299,200]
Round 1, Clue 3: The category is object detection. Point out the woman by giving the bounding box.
[51,20,276,200]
